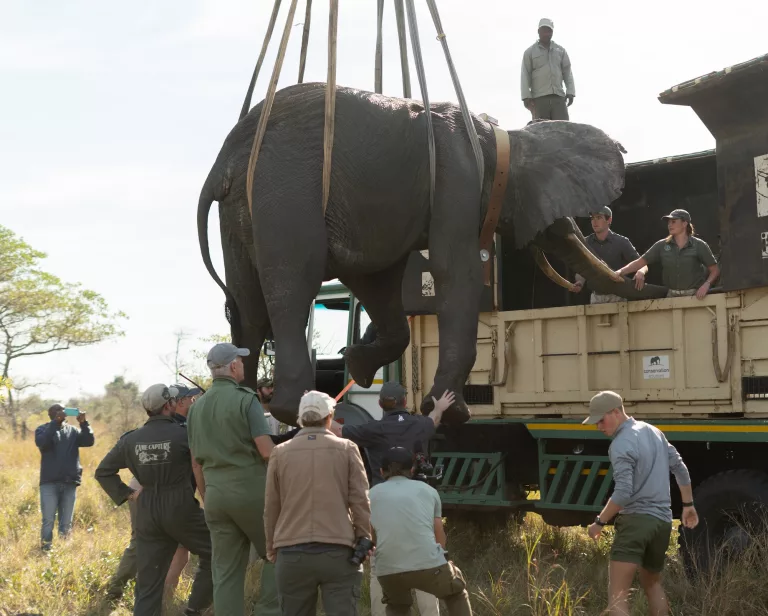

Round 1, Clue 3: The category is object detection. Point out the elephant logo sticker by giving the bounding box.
[755,153,768,218]
[643,355,670,380]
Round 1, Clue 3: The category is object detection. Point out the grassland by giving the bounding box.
[2,421,767,616]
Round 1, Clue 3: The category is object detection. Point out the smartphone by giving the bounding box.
[64,407,80,417]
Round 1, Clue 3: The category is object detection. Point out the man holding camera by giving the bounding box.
[34,404,95,551]
[370,447,472,616]
[265,390,371,616]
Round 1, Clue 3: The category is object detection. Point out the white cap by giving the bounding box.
[298,390,336,426]
[538,18,554,30]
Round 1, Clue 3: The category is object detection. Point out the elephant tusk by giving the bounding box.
[566,233,625,283]
[532,247,577,291]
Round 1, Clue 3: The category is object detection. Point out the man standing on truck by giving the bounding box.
[521,18,575,120]
[330,382,455,616]
[570,207,648,303]
[583,391,699,616]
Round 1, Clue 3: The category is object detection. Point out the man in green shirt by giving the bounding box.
[187,343,278,616]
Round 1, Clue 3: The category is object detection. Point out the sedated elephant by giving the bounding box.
[197,82,665,426]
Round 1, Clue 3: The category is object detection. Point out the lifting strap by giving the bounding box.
[246,0,300,216]
[298,0,313,83]
[404,0,435,210]
[425,0,483,191]
[479,126,511,286]
[239,0,283,122]
[393,0,411,98]
[375,0,384,93]
[321,0,339,215]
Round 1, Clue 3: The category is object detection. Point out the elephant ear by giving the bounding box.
[507,121,625,247]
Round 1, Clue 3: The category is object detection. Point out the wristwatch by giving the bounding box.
[594,515,606,526]
[682,501,694,508]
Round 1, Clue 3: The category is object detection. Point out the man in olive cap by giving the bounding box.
[521,18,575,120]
[187,343,278,616]
[95,384,213,616]
[583,391,698,616]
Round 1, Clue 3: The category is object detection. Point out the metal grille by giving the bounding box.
[463,384,493,405]
[743,377,768,400]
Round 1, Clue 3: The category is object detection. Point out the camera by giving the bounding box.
[412,452,444,486]
[349,537,374,566]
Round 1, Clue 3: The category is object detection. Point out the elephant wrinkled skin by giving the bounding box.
[198,82,662,426]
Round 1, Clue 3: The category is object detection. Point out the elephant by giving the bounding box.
[197,82,665,426]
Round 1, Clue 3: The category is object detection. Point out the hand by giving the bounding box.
[127,489,141,502]
[614,269,626,279]
[633,271,646,291]
[77,410,87,424]
[566,94,575,107]
[682,506,699,529]
[267,550,277,564]
[569,280,584,293]
[432,390,456,414]
[695,281,711,300]
[523,98,533,110]
[588,522,603,540]
[329,420,343,437]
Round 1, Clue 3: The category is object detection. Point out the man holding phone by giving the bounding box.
[34,404,95,551]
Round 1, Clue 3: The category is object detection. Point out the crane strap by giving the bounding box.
[321,0,339,215]
[479,126,510,286]
[239,0,283,122]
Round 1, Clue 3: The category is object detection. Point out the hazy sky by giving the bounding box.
[2,0,766,403]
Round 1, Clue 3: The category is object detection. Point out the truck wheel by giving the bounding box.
[679,469,768,576]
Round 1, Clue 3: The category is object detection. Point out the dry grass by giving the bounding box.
[2,422,768,615]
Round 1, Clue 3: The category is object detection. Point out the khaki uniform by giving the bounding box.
[642,236,717,292]
[187,377,278,616]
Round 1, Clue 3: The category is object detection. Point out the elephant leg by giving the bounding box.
[418,177,485,425]
[220,234,271,390]
[253,196,326,427]
[339,259,411,388]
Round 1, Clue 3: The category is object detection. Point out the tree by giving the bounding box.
[160,329,191,385]
[0,225,126,436]
[104,375,142,436]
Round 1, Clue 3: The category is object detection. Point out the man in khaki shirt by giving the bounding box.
[265,390,371,616]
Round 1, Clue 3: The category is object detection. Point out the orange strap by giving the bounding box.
[478,126,511,286]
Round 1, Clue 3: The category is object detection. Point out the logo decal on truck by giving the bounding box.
[643,355,670,379]
[755,153,768,218]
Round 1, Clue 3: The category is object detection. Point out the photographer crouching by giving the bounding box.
[264,390,372,616]
[370,447,472,616]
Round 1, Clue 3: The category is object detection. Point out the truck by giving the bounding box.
[301,53,768,572]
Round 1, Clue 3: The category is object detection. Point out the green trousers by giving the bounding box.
[204,477,279,616]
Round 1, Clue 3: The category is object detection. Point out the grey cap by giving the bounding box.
[661,209,691,222]
[380,381,407,402]
[538,17,554,30]
[142,384,179,413]
[582,390,623,424]
[206,343,250,367]
[590,206,612,218]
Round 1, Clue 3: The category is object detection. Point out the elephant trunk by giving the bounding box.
[197,175,243,342]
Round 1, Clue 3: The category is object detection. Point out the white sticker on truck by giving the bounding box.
[421,271,435,297]
[762,232,768,259]
[756,153,768,217]
[643,355,670,379]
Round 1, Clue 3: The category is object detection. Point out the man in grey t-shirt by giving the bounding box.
[571,207,647,304]
[370,448,472,616]
[583,391,699,616]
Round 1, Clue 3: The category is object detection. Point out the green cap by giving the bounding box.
[582,390,623,425]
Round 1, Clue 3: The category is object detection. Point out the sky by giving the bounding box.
[2,0,767,403]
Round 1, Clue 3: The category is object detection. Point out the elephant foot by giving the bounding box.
[344,344,383,389]
[268,388,302,427]
[420,387,471,426]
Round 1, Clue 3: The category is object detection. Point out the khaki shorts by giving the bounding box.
[611,514,672,573]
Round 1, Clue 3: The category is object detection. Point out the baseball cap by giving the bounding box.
[206,343,250,367]
[380,382,407,402]
[172,384,202,399]
[381,446,415,471]
[590,206,612,218]
[142,384,180,413]
[538,18,554,30]
[582,390,623,424]
[298,390,336,426]
[661,209,691,222]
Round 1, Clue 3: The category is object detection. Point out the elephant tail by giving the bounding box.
[197,179,243,343]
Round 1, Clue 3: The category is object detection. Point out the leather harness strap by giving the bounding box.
[479,125,511,286]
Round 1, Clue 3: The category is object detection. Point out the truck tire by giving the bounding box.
[679,469,768,576]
